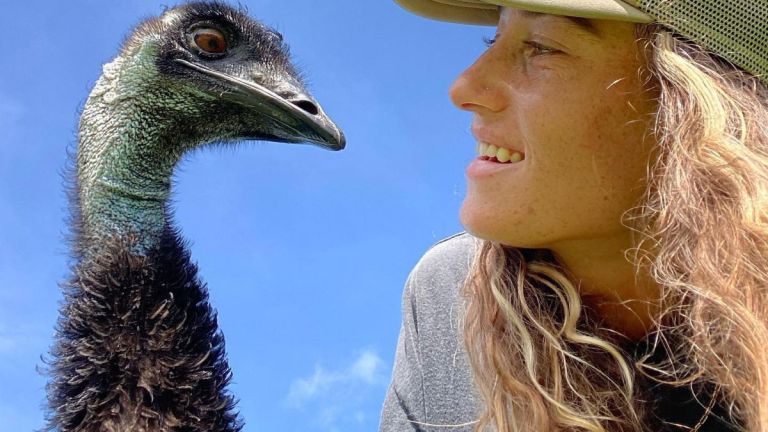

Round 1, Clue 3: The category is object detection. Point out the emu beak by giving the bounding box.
[175,59,345,151]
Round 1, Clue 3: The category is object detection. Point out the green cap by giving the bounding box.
[395,0,768,84]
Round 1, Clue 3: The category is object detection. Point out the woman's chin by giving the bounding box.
[459,197,539,247]
[459,199,507,243]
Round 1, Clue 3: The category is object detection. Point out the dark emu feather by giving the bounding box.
[49,231,242,431]
[44,2,345,431]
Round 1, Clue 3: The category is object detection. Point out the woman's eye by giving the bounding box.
[523,41,559,56]
[190,27,228,55]
[482,37,559,57]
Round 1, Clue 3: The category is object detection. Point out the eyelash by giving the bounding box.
[482,36,559,56]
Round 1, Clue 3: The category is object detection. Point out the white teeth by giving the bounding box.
[484,144,498,157]
[496,147,509,163]
[477,141,524,163]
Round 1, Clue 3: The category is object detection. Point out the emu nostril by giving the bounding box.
[292,99,319,116]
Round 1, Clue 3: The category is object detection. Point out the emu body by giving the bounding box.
[46,3,344,431]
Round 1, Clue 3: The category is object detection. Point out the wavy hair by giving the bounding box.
[463,23,768,432]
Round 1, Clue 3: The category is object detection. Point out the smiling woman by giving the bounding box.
[381,1,768,431]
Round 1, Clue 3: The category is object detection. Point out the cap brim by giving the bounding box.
[394,0,653,25]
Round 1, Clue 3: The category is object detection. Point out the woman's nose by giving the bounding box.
[449,50,509,114]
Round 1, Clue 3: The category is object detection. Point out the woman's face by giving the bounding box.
[451,7,658,249]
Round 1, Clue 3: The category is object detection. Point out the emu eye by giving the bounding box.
[191,28,228,55]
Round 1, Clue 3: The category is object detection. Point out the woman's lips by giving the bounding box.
[467,156,526,178]
[469,124,527,179]
[467,143,527,179]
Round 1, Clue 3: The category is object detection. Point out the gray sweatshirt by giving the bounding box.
[379,232,482,432]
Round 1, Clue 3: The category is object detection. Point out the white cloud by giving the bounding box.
[350,351,383,384]
[285,349,388,431]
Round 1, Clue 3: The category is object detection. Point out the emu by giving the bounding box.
[45,3,344,431]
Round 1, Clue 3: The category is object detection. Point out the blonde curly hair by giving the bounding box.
[463,23,768,432]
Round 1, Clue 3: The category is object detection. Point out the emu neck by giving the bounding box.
[78,58,181,254]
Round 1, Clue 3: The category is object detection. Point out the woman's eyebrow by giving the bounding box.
[519,10,602,40]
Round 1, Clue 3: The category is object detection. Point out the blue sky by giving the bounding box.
[0,1,488,430]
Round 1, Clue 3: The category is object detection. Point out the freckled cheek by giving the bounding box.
[605,107,654,162]
[586,129,655,206]
[525,119,599,170]
[576,97,648,169]
[522,97,602,155]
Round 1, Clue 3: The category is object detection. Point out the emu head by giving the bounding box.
[86,1,345,152]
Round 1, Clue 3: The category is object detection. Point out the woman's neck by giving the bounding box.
[549,230,661,340]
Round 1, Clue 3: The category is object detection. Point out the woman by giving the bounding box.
[380,1,768,431]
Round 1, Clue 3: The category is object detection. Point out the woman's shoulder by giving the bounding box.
[400,232,480,340]
[407,232,479,288]
[401,232,480,312]
[387,231,482,428]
